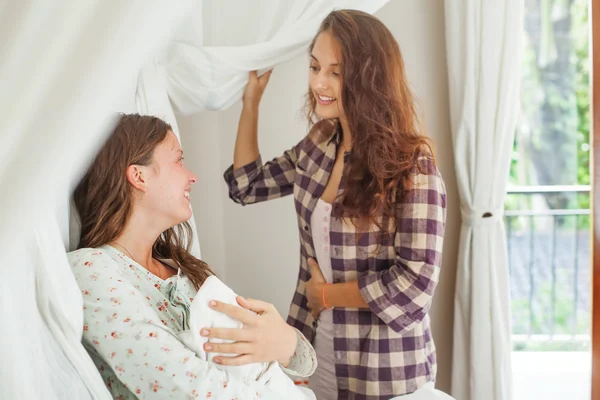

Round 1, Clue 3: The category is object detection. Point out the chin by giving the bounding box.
[315,109,340,120]
[315,105,341,120]
[182,211,194,223]
[172,211,193,227]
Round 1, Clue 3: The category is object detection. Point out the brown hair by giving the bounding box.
[73,114,212,289]
[306,10,433,230]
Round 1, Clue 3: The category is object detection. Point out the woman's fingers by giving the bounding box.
[237,296,273,314]
[243,70,267,105]
[213,354,256,367]
[307,258,326,282]
[209,300,256,325]
[258,69,272,88]
[200,327,254,342]
[204,341,251,356]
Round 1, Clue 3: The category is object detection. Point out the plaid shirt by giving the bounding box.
[224,122,447,399]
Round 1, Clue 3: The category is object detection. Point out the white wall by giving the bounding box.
[178,0,460,392]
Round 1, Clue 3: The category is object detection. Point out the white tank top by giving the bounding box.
[307,199,337,399]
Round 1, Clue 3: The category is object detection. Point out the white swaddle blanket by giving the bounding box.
[179,276,315,399]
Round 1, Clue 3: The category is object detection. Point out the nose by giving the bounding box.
[314,71,329,91]
[188,170,198,184]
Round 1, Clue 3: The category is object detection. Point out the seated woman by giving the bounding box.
[69,113,317,399]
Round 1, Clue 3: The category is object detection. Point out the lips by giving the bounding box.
[316,93,336,105]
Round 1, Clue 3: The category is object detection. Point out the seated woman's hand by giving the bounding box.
[201,296,297,367]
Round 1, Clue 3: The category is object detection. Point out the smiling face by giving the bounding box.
[309,31,344,120]
[135,131,197,229]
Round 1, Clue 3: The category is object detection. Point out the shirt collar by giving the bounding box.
[327,121,343,147]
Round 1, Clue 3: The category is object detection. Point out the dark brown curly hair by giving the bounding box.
[306,10,433,231]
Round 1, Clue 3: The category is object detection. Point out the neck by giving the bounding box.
[111,209,164,268]
[339,117,352,150]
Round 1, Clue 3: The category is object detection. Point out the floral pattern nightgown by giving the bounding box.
[68,245,316,400]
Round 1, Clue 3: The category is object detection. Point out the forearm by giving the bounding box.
[233,103,260,169]
[276,324,297,367]
[324,281,369,309]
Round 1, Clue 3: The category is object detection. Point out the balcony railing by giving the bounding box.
[505,185,590,351]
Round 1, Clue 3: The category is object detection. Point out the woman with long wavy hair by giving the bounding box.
[69,114,317,399]
[223,10,449,400]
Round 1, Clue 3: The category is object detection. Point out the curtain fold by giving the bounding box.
[444,1,524,399]
[136,0,391,114]
[0,2,191,398]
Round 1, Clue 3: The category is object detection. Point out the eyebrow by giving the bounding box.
[310,54,339,67]
[169,137,183,154]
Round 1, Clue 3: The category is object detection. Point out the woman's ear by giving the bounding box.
[125,164,147,192]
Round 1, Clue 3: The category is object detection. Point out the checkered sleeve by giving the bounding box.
[223,139,304,206]
[357,158,447,334]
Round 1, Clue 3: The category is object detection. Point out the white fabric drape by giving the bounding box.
[134,0,391,258]
[444,1,523,400]
[2,1,392,398]
[0,2,191,399]
[136,0,391,114]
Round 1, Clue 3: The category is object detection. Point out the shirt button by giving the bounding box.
[304,225,309,231]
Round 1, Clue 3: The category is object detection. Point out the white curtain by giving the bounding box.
[444,1,523,400]
[0,2,191,399]
[134,0,391,258]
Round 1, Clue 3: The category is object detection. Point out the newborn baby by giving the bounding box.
[179,276,315,400]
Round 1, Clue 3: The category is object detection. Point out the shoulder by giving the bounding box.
[68,248,144,302]
[412,153,440,175]
[69,247,109,265]
[413,154,444,187]
[401,154,446,209]
[68,247,124,279]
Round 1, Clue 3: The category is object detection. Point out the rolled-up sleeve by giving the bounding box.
[281,328,317,378]
[223,139,305,206]
[358,159,447,334]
